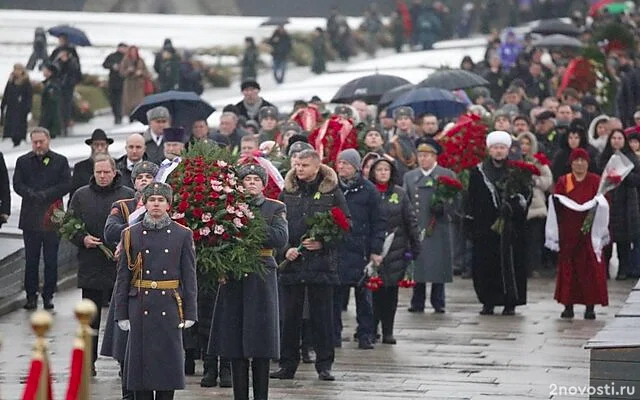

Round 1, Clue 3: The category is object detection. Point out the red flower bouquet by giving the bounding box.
[278,206,350,269]
[533,152,550,166]
[491,160,540,234]
[424,175,463,237]
[437,113,488,188]
[168,142,266,289]
[308,115,359,168]
[365,275,383,292]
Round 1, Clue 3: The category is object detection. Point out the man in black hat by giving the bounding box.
[70,129,114,200]
[235,79,274,123]
[403,137,456,314]
[102,43,128,125]
[156,127,186,183]
[40,62,62,139]
[534,110,559,158]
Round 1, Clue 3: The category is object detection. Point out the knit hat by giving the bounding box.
[241,79,260,91]
[568,118,587,135]
[486,130,512,148]
[146,106,171,122]
[287,137,312,157]
[131,161,160,183]
[569,147,590,163]
[338,149,362,171]
[142,182,173,203]
[237,163,268,185]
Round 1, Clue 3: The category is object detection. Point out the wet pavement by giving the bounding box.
[0,276,635,399]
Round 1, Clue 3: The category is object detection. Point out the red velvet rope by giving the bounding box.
[65,348,84,400]
[21,358,43,400]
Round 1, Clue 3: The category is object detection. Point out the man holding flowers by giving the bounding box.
[403,137,457,314]
[271,149,350,382]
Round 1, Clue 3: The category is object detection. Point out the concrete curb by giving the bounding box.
[0,271,77,316]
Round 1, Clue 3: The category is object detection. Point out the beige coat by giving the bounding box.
[517,132,553,220]
[120,57,149,116]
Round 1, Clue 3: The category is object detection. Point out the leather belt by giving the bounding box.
[133,279,185,327]
[260,249,274,257]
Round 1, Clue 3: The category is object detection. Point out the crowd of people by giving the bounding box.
[1,2,640,400]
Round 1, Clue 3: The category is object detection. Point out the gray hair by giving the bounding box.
[220,112,238,122]
[294,149,320,162]
[29,126,50,139]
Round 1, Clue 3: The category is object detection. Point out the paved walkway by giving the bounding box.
[0,276,635,399]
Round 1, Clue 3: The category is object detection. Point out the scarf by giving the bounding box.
[243,100,262,120]
[375,183,389,193]
[545,194,610,262]
[142,213,172,230]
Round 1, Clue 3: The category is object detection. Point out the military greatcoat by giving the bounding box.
[101,196,138,363]
[208,197,288,359]
[403,165,456,284]
[114,219,197,391]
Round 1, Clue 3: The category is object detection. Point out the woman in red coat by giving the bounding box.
[548,148,608,320]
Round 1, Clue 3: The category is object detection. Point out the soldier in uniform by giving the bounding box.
[114,182,198,400]
[208,163,288,400]
[257,105,282,146]
[403,137,457,314]
[102,161,159,400]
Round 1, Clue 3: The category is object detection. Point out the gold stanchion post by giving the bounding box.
[31,311,53,400]
[74,299,97,400]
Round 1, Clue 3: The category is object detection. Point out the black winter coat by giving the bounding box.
[13,150,71,231]
[69,174,135,290]
[0,152,9,216]
[102,51,125,91]
[1,79,32,142]
[234,98,275,123]
[279,165,350,285]
[338,175,386,285]
[70,157,93,200]
[376,184,420,286]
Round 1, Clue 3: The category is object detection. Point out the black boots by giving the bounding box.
[252,358,270,400]
[42,295,54,310]
[585,305,596,320]
[479,304,494,315]
[184,353,195,376]
[561,305,574,319]
[218,358,232,388]
[231,359,250,400]
[24,297,37,310]
[200,356,218,387]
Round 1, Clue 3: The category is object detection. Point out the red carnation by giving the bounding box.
[606,173,622,184]
[192,208,204,219]
[194,174,206,184]
[180,192,190,201]
[194,193,205,203]
[177,201,189,213]
[330,207,350,231]
[509,160,541,176]
[436,176,464,191]
[533,152,550,166]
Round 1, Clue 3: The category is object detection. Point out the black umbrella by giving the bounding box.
[130,91,215,128]
[417,69,488,91]
[260,17,290,27]
[533,34,584,48]
[531,19,581,37]
[48,25,91,46]
[378,83,415,108]
[331,74,411,104]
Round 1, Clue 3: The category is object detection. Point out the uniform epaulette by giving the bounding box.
[267,198,285,206]
[117,198,135,204]
[173,220,192,231]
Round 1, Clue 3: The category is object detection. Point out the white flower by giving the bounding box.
[223,186,233,193]
[202,213,212,223]
[199,227,211,236]
[214,225,225,235]
[212,184,223,192]
[226,205,235,214]
[233,217,244,228]
[171,212,185,220]
[228,178,237,186]
[227,172,235,179]
[218,161,228,167]
[237,186,245,193]
[238,203,249,212]
[245,210,255,219]
[235,211,244,218]
[211,179,223,186]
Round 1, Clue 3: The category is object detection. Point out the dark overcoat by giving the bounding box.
[0,152,10,216]
[403,165,456,283]
[39,78,62,138]
[278,164,350,285]
[13,150,71,231]
[466,161,529,307]
[101,196,138,362]
[114,220,198,391]
[338,176,386,285]
[70,157,94,200]
[0,79,32,143]
[142,128,165,165]
[69,175,134,290]
[209,197,288,359]
[375,182,420,286]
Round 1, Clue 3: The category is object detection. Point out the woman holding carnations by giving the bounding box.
[597,129,640,280]
[466,131,531,316]
[368,157,420,344]
[208,163,288,400]
[517,132,553,277]
[546,148,608,320]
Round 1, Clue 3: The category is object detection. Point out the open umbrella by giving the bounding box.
[378,83,415,108]
[331,74,411,104]
[418,69,488,91]
[533,34,584,48]
[47,25,91,46]
[130,91,215,129]
[531,19,581,37]
[387,87,467,119]
[260,16,290,27]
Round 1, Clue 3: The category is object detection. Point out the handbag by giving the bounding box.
[143,78,155,95]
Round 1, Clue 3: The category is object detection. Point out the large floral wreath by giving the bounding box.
[168,141,265,290]
[308,114,359,168]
